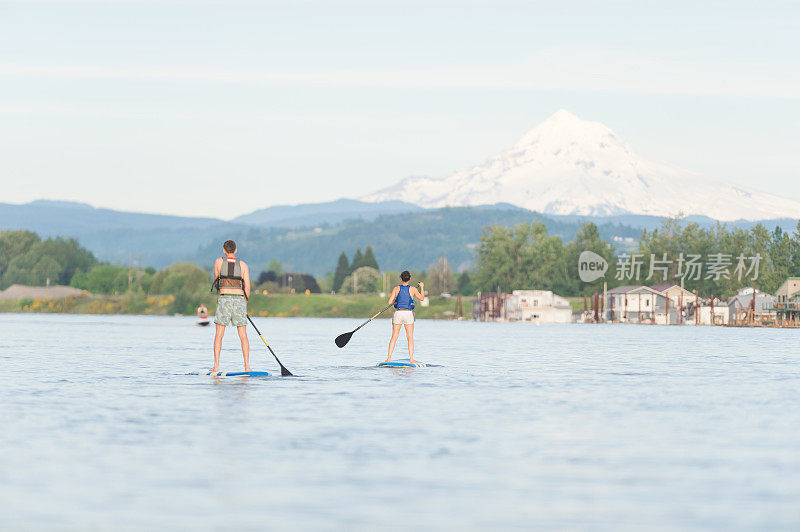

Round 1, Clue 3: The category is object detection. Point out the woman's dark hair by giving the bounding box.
[400,270,411,282]
[223,240,236,253]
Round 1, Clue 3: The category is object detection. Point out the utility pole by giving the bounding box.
[603,281,607,322]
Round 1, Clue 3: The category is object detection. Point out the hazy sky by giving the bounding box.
[1,0,799,219]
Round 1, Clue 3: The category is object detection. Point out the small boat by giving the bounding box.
[197,316,210,326]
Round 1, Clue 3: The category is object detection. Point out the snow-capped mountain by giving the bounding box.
[362,110,800,221]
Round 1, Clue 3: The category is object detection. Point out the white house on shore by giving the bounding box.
[608,285,666,324]
[505,290,572,324]
[608,284,700,324]
[688,297,730,325]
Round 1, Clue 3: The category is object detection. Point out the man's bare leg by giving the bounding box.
[237,325,251,372]
[212,324,225,371]
[385,323,402,363]
[404,323,415,363]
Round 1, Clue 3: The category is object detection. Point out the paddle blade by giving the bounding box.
[280,365,293,377]
[335,331,353,348]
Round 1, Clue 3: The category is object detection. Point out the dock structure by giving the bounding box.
[727,287,777,326]
[472,292,513,322]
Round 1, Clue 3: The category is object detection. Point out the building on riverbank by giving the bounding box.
[771,278,800,325]
[651,284,697,309]
[505,290,572,324]
[728,287,776,326]
[608,285,672,324]
[688,297,730,325]
[472,290,571,323]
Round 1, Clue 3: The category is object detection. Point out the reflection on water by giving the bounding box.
[1,313,799,529]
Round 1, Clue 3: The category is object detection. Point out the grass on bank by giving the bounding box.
[0,293,469,319]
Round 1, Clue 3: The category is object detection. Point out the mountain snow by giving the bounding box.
[362,110,800,221]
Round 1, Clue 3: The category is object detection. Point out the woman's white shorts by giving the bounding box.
[392,309,415,325]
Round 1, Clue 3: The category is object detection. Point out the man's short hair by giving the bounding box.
[400,270,411,282]
[223,240,236,254]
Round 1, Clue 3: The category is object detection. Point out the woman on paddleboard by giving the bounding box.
[385,270,424,364]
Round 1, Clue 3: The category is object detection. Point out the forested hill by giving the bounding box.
[0,200,239,268]
[195,206,644,276]
[4,200,796,275]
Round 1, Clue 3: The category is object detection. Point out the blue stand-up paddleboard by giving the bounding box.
[377,358,427,368]
[192,371,270,376]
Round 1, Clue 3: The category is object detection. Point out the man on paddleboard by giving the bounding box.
[211,240,251,372]
[385,270,424,364]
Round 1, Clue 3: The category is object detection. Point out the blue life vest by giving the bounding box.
[394,284,415,310]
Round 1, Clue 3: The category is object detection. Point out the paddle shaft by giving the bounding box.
[246,314,293,376]
[352,303,393,333]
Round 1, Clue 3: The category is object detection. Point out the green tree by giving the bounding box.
[791,221,800,277]
[350,248,364,272]
[565,222,617,295]
[340,266,380,294]
[457,271,474,296]
[362,245,379,270]
[631,218,787,298]
[0,230,41,280]
[474,222,569,294]
[149,262,210,295]
[333,252,349,292]
[36,237,96,284]
[70,265,129,294]
[267,259,283,276]
[4,254,63,287]
[0,231,96,288]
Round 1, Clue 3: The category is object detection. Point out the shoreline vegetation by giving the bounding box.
[4,214,797,322]
[0,292,499,319]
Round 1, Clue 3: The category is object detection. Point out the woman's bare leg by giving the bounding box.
[404,323,415,363]
[386,323,402,362]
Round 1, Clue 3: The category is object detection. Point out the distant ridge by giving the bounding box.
[233,198,422,227]
[0,200,236,267]
[2,199,796,272]
[0,200,220,232]
[363,110,800,221]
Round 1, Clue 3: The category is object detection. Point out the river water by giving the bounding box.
[1,313,798,530]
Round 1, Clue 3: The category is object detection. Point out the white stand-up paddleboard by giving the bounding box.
[377,358,427,368]
[192,371,270,376]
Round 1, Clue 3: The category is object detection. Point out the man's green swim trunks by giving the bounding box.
[214,294,247,327]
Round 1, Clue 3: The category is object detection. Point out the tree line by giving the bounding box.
[472,219,800,297]
[10,216,798,305]
[0,230,96,289]
[0,230,212,313]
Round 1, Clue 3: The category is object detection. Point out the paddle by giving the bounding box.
[246,314,294,376]
[335,303,393,348]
